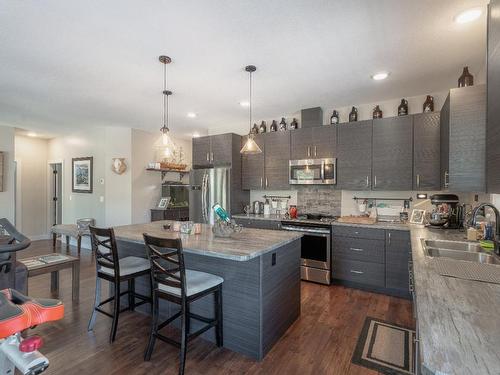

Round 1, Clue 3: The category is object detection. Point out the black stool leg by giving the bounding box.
[110,281,120,343]
[215,285,223,347]
[179,300,188,375]
[185,304,190,334]
[144,292,158,361]
[128,279,135,311]
[88,276,101,331]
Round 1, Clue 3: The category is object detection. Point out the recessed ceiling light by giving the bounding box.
[455,8,482,24]
[371,72,389,81]
[192,132,200,138]
[239,101,250,107]
[187,112,197,118]
[27,132,37,137]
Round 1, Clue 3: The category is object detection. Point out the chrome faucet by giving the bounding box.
[471,203,500,255]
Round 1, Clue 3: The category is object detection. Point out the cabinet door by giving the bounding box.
[487,0,500,192]
[440,95,450,190]
[413,113,441,190]
[312,126,337,158]
[385,230,410,295]
[242,135,265,190]
[192,136,211,167]
[264,132,291,189]
[372,116,413,190]
[337,120,373,190]
[290,128,313,159]
[448,85,486,192]
[211,133,234,165]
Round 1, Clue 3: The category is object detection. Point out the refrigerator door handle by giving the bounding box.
[201,172,208,222]
[205,172,210,221]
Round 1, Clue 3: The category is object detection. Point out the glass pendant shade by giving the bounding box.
[240,134,262,154]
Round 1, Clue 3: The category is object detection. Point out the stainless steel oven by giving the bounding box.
[289,158,336,185]
[281,221,331,285]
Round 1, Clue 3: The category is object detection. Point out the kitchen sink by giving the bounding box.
[423,239,483,252]
[421,239,500,265]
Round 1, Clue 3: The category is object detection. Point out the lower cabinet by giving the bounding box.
[332,225,410,297]
[233,217,282,230]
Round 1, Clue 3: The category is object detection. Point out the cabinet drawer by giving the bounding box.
[332,237,385,264]
[332,225,385,240]
[333,258,385,287]
[234,218,281,230]
[386,230,410,243]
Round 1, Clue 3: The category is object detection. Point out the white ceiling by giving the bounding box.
[0,0,489,139]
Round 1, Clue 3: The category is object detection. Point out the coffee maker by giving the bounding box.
[429,194,463,229]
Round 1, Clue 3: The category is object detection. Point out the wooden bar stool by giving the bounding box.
[88,226,152,343]
[143,234,223,375]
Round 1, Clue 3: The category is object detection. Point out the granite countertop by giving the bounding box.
[233,213,409,230]
[113,220,302,262]
[410,225,500,375]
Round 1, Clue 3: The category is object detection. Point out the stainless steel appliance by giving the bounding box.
[189,167,231,225]
[289,158,336,185]
[161,182,189,208]
[253,201,264,214]
[429,194,461,229]
[281,219,332,284]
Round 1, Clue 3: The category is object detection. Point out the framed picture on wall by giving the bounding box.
[158,197,170,209]
[72,157,93,193]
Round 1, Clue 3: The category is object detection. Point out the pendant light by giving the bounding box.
[159,55,176,159]
[240,65,262,154]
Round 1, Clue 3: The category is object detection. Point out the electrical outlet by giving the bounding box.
[475,194,479,202]
[69,195,72,201]
[100,196,104,203]
[99,178,105,185]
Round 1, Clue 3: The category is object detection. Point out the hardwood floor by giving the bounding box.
[18,240,414,375]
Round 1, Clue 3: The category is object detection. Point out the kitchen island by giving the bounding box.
[113,220,302,360]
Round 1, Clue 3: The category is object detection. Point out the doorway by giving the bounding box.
[49,162,63,227]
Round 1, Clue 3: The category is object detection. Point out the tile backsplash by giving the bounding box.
[293,186,341,216]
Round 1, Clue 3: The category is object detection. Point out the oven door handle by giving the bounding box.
[320,160,325,181]
[281,226,330,235]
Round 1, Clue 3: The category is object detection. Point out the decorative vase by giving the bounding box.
[423,95,434,113]
[330,110,339,124]
[259,121,267,133]
[349,106,358,122]
[270,120,278,132]
[372,105,383,119]
[290,118,298,129]
[251,123,259,135]
[279,118,287,131]
[458,66,474,87]
[398,99,408,116]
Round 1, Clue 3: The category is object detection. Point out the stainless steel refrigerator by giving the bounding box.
[189,167,233,224]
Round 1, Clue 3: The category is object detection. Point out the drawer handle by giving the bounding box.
[354,231,360,235]
[350,247,364,252]
[350,270,364,275]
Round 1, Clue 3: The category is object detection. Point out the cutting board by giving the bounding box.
[337,216,377,225]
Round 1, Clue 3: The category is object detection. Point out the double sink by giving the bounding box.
[421,239,500,265]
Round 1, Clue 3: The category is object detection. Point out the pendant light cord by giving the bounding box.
[249,70,252,134]
[163,62,168,131]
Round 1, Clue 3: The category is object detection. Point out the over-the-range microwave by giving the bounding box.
[289,158,337,185]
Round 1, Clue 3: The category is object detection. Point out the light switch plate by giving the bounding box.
[100,196,104,203]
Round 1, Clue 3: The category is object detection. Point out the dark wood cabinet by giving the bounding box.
[192,136,211,167]
[290,128,312,159]
[385,230,410,296]
[337,120,373,190]
[312,126,336,158]
[242,134,265,190]
[372,116,413,191]
[290,126,336,160]
[233,217,282,230]
[441,85,486,192]
[487,0,500,193]
[151,207,189,222]
[413,112,441,190]
[192,133,238,168]
[264,132,291,189]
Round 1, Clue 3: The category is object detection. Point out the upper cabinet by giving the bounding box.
[242,132,291,190]
[372,116,413,191]
[413,112,441,190]
[290,126,337,160]
[441,85,487,192]
[192,133,241,168]
[337,120,373,190]
[487,0,500,193]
